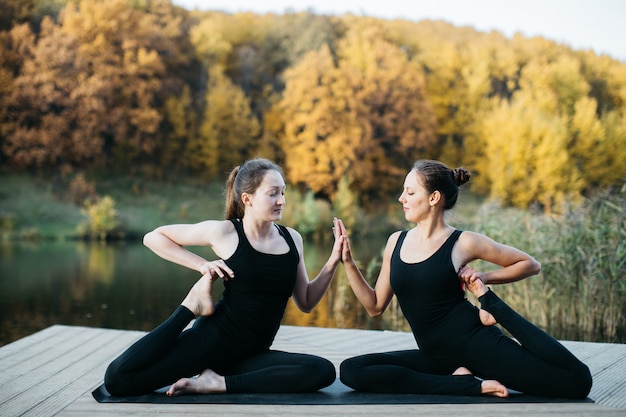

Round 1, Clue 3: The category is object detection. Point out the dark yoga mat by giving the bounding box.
[92,379,593,405]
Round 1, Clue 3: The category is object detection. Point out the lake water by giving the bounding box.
[2,238,617,347]
[0,239,389,347]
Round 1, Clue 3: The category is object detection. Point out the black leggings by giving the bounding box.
[105,306,336,396]
[340,290,592,399]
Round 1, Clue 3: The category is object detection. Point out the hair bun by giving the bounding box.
[452,167,471,186]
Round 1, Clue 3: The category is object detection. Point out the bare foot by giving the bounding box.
[464,277,497,326]
[181,274,214,317]
[481,379,509,397]
[452,366,473,376]
[479,308,497,326]
[166,368,226,396]
[465,275,489,298]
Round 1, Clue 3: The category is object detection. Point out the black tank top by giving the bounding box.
[390,229,481,353]
[211,219,300,349]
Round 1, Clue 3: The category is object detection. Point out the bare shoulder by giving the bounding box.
[284,225,304,245]
[383,230,403,253]
[211,219,236,235]
[203,220,238,258]
[283,226,303,258]
[456,230,498,253]
[455,230,511,262]
[188,219,236,246]
[189,219,235,237]
[457,230,493,246]
[388,230,403,243]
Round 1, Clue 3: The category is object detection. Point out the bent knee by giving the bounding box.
[312,357,337,389]
[104,363,136,397]
[339,357,362,389]
[572,364,593,399]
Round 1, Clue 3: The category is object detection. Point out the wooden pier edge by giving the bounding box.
[0,324,625,417]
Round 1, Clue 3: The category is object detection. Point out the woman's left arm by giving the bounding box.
[456,231,541,285]
[291,218,344,313]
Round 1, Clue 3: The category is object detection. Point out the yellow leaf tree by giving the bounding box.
[280,19,437,202]
[188,67,260,178]
[478,92,583,212]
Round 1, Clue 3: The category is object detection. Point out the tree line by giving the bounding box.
[1,0,625,212]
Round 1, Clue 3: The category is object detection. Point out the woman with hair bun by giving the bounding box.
[337,159,592,399]
[104,158,340,397]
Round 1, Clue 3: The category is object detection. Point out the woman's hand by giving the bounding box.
[458,265,488,298]
[333,218,354,265]
[200,259,235,281]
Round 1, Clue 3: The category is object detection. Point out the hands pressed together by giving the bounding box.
[331,217,354,266]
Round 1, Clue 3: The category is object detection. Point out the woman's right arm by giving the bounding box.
[143,220,234,278]
[336,219,396,317]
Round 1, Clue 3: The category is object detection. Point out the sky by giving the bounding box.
[171,0,626,62]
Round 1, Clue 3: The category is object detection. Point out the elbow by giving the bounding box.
[142,231,152,248]
[295,298,315,314]
[300,305,314,314]
[143,230,158,249]
[366,307,384,318]
[530,258,541,276]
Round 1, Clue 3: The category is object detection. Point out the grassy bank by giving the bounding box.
[0,172,226,240]
[0,171,488,241]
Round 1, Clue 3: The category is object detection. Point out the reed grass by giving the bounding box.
[374,185,626,343]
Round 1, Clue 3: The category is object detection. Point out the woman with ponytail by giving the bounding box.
[104,158,341,397]
[336,160,592,399]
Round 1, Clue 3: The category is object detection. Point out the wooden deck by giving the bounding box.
[1,324,625,417]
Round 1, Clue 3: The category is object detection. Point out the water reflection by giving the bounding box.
[0,239,387,347]
[3,239,617,346]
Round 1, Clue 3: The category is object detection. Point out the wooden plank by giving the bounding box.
[1,325,625,417]
[0,326,143,417]
[21,328,144,417]
[0,325,67,364]
[1,326,103,379]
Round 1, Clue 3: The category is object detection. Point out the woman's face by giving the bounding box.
[245,169,286,221]
[398,170,432,222]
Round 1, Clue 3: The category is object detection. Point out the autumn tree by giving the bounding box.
[280,19,437,202]
[187,67,260,178]
[469,52,626,211]
[0,23,36,161]
[338,19,437,200]
[0,0,36,32]
[160,85,196,172]
[476,92,583,212]
[1,0,195,174]
[2,16,94,171]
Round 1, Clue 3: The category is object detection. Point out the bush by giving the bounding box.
[78,195,121,240]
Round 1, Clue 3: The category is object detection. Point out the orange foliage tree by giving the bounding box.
[280,19,437,203]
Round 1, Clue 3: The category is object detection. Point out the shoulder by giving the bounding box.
[184,219,237,245]
[283,225,304,246]
[198,219,236,235]
[455,230,499,256]
[383,230,404,253]
[457,230,492,246]
[388,230,404,243]
[283,225,303,258]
